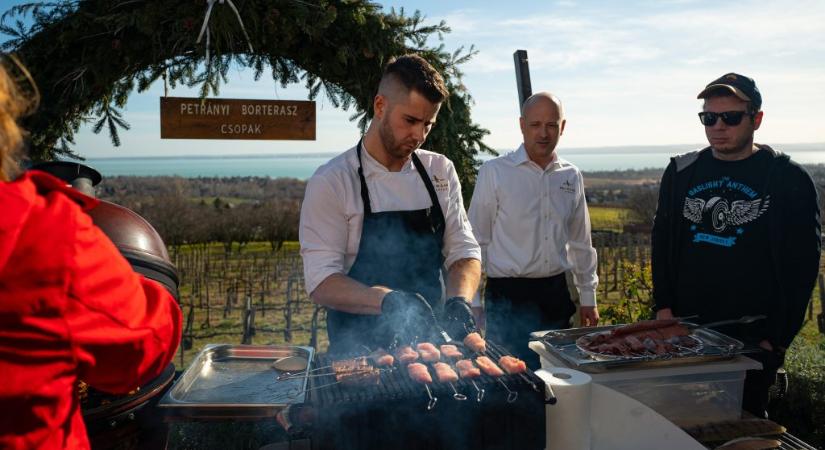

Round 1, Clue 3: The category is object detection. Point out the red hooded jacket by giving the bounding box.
[0,171,182,449]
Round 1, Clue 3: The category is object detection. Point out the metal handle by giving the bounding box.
[424,385,438,410]
[450,383,467,401]
[693,315,767,330]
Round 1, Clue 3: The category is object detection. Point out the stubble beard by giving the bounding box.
[710,127,755,158]
[379,118,418,161]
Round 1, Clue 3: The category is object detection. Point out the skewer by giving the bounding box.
[424,384,438,410]
[277,367,392,381]
[497,378,518,403]
[449,383,467,401]
[469,379,485,402]
[486,343,540,394]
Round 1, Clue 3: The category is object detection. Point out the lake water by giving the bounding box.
[71,144,825,179]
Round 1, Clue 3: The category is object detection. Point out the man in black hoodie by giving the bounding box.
[651,73,820,418]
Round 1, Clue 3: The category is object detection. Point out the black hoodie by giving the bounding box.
[651,144,820,348]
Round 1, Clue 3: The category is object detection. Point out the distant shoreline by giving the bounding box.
[67,142,825,161]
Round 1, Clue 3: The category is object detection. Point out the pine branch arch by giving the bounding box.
[3,1,492,194]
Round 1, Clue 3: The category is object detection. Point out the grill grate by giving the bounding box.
[308,340,544,406]
[305,340,547,450]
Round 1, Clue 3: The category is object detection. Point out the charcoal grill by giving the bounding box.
[303,340,547,450]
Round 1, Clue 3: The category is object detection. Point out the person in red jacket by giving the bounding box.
[0,56,183,449]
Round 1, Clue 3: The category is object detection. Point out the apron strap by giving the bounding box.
[355,140,445,225]
[355,139,373,214]
[410,151,445,226]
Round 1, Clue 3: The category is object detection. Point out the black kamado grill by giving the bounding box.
[301,340,547,450]
[30,161,180,449]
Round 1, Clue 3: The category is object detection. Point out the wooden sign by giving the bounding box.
[160,97,315,140]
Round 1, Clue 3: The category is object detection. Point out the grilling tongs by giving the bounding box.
[685,315,767,330]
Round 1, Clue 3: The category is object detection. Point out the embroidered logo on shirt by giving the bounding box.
[559,179,576,194]
[432,174,449,192]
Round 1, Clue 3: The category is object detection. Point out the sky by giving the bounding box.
[3,0,825,158]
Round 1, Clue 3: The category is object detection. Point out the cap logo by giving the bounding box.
[725,74,737,80]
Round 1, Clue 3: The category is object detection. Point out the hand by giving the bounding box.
[441,296,477,340]
[580,306,600,327]
[656,308,674,320]
[381,290,437,343]
[759,339,774,352]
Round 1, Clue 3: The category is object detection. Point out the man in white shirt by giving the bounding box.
[469,92,599,366]
[300,55,482,354]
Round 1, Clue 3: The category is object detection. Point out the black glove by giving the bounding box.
[381,290,438,344]
[441,296,477,340]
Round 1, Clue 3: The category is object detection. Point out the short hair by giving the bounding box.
[379,54,448,104]
[702,89,759,115]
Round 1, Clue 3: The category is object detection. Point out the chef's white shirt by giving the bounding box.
[300,144,481,295]
[468,144,599,307]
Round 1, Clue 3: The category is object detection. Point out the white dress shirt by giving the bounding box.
[300,144,481,295]
[468,145,598,307]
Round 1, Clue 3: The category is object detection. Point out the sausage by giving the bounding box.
[416,342,441,362]
[463,332,487,353]
[433,362,459,383]
[407,363,432,384]
[498,356,527,374]
[475,356,504,377]
[368,348,395,367]
[395,346,419,364]
[455,359,481,378]
[439,344,463,359]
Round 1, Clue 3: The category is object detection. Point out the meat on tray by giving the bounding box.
[416,342,441,362]
[581,320,695,357]
[475,356,504,377]
[463,332,487,353]
[433,362,459,383]
[368,348,395,367]
[439,344,463,359]
[407,362,432,384]
[498,356,527,374]
[332,357,381,386]
[395,345,420,364]
[455,359,481,378]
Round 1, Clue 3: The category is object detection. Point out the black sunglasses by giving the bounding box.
[698,110,753,127]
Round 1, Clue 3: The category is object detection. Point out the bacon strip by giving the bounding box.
[455,359,481,378]
[395,346,419,364]
[498,356,527,374]
[440,344,463,359]
[475,356,504,377]
[433,362,459,383]
[463,332,487,353]
[407,362,432,384]
[416,342,441,362]
[611,319,679,337]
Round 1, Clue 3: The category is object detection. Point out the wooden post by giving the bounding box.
[815,273,824,320]
[241,296,256,345]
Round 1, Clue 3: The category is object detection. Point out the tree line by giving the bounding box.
[98,163,825,252]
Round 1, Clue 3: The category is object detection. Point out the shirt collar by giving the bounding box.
[358,141,416,175]
[510,144,562,170]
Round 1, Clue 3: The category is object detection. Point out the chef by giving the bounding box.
[299,54,481,354]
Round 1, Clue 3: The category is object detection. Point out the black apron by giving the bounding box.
[325,141,446,355]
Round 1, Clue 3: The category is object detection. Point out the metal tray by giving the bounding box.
[159,344,314,419]
[535,324,758,373]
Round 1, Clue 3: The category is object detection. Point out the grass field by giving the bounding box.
[589,205,628,232]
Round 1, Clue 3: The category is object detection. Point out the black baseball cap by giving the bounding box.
[697,73,762,111]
